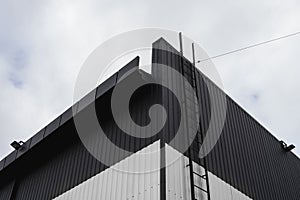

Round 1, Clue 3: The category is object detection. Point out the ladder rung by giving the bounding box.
[193,171,207,179]
[194,185,208,193]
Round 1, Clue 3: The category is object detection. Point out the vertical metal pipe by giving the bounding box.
[192,43,196,66]
[192,42,211,200]
[179,32,196,200]
[160,140,166,200]
[179,32,183,56]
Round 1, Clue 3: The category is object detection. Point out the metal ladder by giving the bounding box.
[178,33,210,200]
[182,58,211,200]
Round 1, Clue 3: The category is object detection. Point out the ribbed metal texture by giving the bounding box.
[10,120,103,199]
[52,141,161,200]
[0,58,164,200]
[0,181,14,200]
[151,38,300,200]
[165,144,191,200]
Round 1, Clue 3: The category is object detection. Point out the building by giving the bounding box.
[0,37,299,200]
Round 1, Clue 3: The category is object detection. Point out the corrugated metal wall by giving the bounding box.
[208,171,252,200]
[165,144,191,200]
[53,141,160,200]
[165,143,253,200]
[0,58,165,200]
[0,181,14,200]
[11,120,104,200]
[151,38,300,200]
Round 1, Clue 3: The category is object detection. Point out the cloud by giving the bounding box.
[0,0,299,159]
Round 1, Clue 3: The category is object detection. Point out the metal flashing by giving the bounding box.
[3,151,17,168]
[96,73,117,98]
[44,116,61,137]
[60,107,73,125]
[16,139,31,158]
[30,128,45,148]
[77,89,96,113]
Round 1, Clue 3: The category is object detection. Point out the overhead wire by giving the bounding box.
[197,31,300,63]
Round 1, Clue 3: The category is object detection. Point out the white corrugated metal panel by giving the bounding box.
[208,172,252,200]
[165,143,252,200]
[165,144,191,200]
[53,141,160,200]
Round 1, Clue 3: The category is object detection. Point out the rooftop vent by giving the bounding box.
[279,141,295,152]
[10,141,25,151]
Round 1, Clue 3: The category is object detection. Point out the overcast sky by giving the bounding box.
[0,0,299,159]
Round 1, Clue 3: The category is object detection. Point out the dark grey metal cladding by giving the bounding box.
[152,38,184,200]
[152,38,201,152]
[96,73,117,98]
[16,139,31,158]
[12,131,103,200]
[152,38,300,200]
[44,116,61,137]
[77,89,96,113]
[9,74,159,200]
[0,158,4,171]
[60,107,73,125]
[95,56,139,99]
[0,57,160,200]
[197,76,300,200]
[0,180,14,200]
[95,70,160,153]
[3,151,17,168]
[0,55,140,172]
[8,132,92,199]
[74,57,140,121]
[30,128,45,148]
[117,56,139,81]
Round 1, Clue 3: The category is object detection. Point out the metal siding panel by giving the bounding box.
[254,118,272,199]
[233,105,249,195]
[225,100,239,190]
[241,109,255,197]
[231,104,244,193]
[0,181,14,200]
[208,172,253,200]
[221,102,236,192]
[117,56,139,81]
[60,107,73,125]
[95,73,117,98]
[44,116,61,137]
[77,89,96,113]
[4,151,17,168]
[151,38,300,199]
[13,136,102,200]
[0,158,4,171]
[52,141,160,200]
[30,128,45,148]
[16,138,31,158]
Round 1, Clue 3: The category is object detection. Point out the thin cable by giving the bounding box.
[197,31,300,63]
